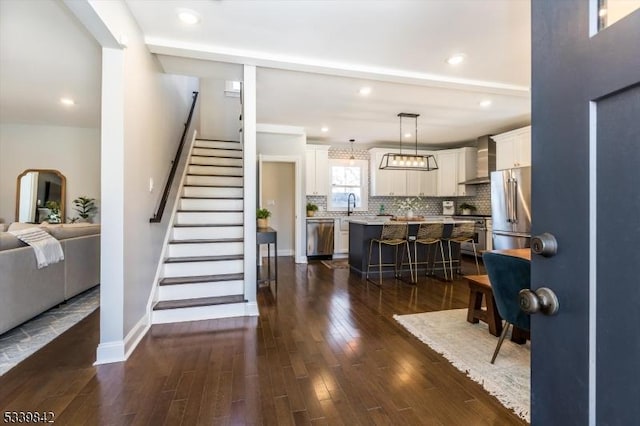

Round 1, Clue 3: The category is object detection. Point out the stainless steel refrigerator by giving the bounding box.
[490,166,532,250]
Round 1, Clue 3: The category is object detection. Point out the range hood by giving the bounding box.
[460,135,496,185]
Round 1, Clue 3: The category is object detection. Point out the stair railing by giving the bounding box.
[150,91,199,223]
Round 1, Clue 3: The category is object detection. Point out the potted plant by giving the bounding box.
[306,202,319,217]
[45,201,61,223]
[257,208,271,228]
[459,202,477,215]
[73,196,97,222]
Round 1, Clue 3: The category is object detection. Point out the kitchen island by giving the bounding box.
[348,217,474,280]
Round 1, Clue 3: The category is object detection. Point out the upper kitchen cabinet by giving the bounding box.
[406,150,438,196]
[369,148,407,196]
[436,147,477,197]
[370,148,438,197]
[305,145,330,196]
[492,125,531,170]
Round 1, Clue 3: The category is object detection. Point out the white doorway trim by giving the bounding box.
[258,154,305,264]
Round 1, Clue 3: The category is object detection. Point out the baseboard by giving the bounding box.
[94,313,150,365]
[244,301,259,316]
[124,314,150,360]
[94,341,125,365]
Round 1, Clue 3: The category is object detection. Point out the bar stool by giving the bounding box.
[412,222,448,281]
[445,222,480,278]
[366,223,413,285]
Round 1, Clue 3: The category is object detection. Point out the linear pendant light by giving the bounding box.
[379,113,438,171]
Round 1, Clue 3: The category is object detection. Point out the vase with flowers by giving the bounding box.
[393,197,422,219]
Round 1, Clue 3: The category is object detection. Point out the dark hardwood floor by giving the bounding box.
[0,257,527,425]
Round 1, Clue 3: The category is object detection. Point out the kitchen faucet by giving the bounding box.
[347,193,356,216]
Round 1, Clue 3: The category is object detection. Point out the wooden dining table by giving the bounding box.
[487,248,531,261]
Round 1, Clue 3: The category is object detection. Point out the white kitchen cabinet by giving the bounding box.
[336,230,349,254]
[493,125,531,170]
[305,145,330,195]
[406,151,438,196]
[435,148,477,197]
[369,148,407,196]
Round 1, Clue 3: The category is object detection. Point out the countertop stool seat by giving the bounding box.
[410,222,448,281]
[465,274,502,337]
[445,222,480,279]
[366,223,413,286]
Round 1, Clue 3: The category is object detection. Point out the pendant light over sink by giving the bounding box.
[349,139,356,165]
[379,113,438,171]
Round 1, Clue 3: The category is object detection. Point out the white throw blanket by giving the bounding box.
[9,227,64,269]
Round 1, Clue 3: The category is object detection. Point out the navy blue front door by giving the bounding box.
[531,2,640,424]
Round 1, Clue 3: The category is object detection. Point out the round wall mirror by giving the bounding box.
[15,169,66,223]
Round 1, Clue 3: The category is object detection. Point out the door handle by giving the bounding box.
[510,178,518,224]
[519,288,559,315]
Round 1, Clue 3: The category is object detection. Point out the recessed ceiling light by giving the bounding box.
[60,98,75,106]
[479,99,492,108]
[178,9,200,25]
[359,86,372,96]
[446,54,466,66]
[404,133,412,138]
[321,126,329,133]
[598,8,608,17]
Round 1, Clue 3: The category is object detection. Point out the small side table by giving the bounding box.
[257,227,278,296]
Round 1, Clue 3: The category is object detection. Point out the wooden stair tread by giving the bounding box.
[165,254,243,263]
[189,163,243,168]
[177,209,243,213]
[159,273,244,286]
[183,184,243,189]
[153,295,245,311]
[169,238,244,244]
[187,173,243,178]
[181,196,243,200]
[196,138,241,143]
[173,224,243,228]
[193,147,242,152]
[189,153,243,159]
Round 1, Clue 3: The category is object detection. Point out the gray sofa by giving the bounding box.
[0,223,100,335]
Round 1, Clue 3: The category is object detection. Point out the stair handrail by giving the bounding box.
[150,91,199,223]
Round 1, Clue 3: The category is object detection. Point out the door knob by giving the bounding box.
[531,233,558,257]
[519,287,559,315]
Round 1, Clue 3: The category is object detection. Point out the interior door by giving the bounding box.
[532,2,639,425]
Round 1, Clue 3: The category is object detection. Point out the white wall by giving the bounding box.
[87,0,199,361]
[199,78,241,141]
[262,162,295,255]
[0,124,100,224]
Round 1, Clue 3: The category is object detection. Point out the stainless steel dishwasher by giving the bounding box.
[306,219,335,257]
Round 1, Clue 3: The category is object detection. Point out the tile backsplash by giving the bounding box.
[307,146,491,217]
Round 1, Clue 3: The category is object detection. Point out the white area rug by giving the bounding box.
[394,309,530,422]
[0,286,99,376]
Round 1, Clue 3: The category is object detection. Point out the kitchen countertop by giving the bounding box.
[348,217,474,225]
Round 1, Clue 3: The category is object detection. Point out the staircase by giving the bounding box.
[152,139,250,324]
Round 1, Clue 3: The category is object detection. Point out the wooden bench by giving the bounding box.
[465,274,502,337]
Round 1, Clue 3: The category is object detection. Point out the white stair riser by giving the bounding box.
[192,148,242,158]
[188,165,242,176]
[186,175,243,186]
[158,280,244,301]
[176,212,243,225]
[180,198,243,211]
[194,140,242,150]
[190,156,242,167]
[152,302,257,325]
[172,226,243,240]
[163,259,244,277]
[183,186,243,198]
[168,242,243,258]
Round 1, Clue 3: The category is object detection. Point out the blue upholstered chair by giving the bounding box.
[482,252,531,364]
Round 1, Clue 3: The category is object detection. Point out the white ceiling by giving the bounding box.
[128,0,531,147]
[0,0,532,147]
[0,0,101,128]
